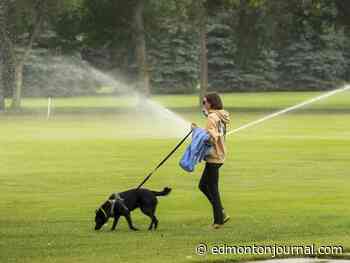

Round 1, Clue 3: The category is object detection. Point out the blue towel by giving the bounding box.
[179,127,212,172]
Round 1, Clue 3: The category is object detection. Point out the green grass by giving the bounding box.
[5,90,350,112]
[1,91,350,263]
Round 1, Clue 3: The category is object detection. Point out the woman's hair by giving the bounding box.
[205,92,223,110]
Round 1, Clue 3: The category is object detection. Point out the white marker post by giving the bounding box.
[47,97,52,120]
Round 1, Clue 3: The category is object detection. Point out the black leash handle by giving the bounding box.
[136,129,193,189]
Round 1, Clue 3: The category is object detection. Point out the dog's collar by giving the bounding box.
[99,207,108,219]
[98,199,116,219]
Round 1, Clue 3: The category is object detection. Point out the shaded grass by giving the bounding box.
[1,92,350,263]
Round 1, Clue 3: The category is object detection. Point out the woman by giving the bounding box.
[192,92,230,229]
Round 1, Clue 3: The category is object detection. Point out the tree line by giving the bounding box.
[0,0,350,110]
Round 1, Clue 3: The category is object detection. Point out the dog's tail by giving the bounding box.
[152,187,172,196]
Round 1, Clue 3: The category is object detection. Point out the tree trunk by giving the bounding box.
[11,63,23,110]
[133,0,150,97]
[0,0,6,110]
[236,0,260,69]
[0,41,4,111]
[199,8,208,108]
[0,49,4,111]
[0,92,4,112]
[0,64,4,111]
[8,0,44,110]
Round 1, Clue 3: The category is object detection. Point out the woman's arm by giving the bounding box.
[205,115,219,143]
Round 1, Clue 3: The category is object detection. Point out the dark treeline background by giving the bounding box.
[1,0,350,109]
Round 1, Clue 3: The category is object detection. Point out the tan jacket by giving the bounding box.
[204,110,230,164]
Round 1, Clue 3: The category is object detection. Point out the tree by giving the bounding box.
[235,0,261,68]
[133,0,150,96]
[2,0,48,110]
[80,0,151,95]
[0,1,6,110]
[0,59,4,111]
[182,0,214,107]
[148,24,199,93]
[12,0,348,97]
[1,0,73,110]
[199,2,208,108]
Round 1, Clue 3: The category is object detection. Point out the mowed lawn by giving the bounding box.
[1,92,350,263]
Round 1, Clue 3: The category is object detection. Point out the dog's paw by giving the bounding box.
[131,227,139,231]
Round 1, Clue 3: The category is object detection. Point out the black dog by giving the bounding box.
[94,187,171,231]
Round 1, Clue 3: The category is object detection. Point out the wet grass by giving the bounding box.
[1,92,350,263]
[4,90,350,112]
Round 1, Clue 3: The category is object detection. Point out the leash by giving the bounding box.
[136,129,193,189]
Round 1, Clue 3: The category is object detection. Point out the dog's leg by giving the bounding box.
[148,221,154,231]
[152,215,159,230]
[111,215,120,231]
[147,216,159,230]
[141,206,158,231]
[125,213,138,231]
[147,215,159,230]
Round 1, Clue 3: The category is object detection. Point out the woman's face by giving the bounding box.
[202,97,211,111]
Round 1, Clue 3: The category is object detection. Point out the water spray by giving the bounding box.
[227,85,350,136]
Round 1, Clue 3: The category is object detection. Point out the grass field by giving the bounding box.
[1,92,350,263]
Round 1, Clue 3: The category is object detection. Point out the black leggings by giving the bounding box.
[199,162,224,224]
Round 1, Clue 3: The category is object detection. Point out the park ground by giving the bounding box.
[1,91,350,263]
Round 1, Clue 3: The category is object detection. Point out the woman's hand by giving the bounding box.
[191,123,198,130]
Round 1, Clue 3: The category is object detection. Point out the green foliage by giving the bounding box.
[207,15,238,91]
[80,0,134,47]
[4,0,63,45]
[55,0,350,93]
[343,34,350,81]
[279,26,347,90]
[207,10,280,92]
[148,24,200,93]
[49,4,84,50]
[205,1,349,92]
[4,0,350,97]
